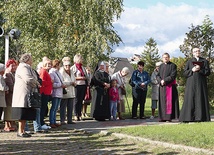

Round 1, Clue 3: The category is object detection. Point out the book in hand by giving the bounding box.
[192,61,204,67]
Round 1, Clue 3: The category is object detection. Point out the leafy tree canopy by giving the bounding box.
[1,0,123,68]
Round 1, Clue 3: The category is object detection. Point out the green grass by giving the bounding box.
[109,122,214,149]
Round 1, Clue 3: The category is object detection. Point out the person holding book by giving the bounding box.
[179,48,211,122]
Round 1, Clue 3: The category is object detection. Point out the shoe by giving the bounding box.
[74,116,78,121]
[132,117,138,119]
[50,124,57,128]
[60,122,67,125]
[25,131,35,134]
[150,116,154,119]
[77,117,81,121]
[4,127,16,132]
[35,130,48,133]
[17,133,32,138]
[140,116,146,119]
[67,122,76,124]
[54,123,61,127]
[119,117,125,120]
[41,124,51,130]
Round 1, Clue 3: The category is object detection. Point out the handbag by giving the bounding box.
[56,72,67,94]
[27,69,41,108]
[27,91,41,108]
[63,88,67,94]
[121,87,126,95]
[84,86,92,101]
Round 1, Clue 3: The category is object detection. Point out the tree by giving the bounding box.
[141,38,160,75]
[2,0,123,68]
[179,15,214,63]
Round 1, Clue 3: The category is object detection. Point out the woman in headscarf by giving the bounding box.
[12,53,40,137]
[70,54,88,121]
[91,61,111,121]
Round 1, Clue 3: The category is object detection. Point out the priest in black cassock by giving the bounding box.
[179,48,210,122]
[157,53,179,122]
[91,61,111,121]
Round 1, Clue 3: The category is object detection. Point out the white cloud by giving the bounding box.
[112,2,214,58]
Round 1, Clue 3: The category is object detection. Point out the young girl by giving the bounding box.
[109,79,120,120]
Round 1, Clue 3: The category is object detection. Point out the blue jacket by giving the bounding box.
[131,70,150,90]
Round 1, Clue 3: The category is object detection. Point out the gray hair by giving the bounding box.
[121,67,130,74]
[19,53,32,63]
[73,54,83,63]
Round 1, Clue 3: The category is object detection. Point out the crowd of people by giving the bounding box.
[129,48,211,123]
[0,47,212,138]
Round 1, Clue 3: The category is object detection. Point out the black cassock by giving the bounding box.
[157,61,179,121]
[179,57,210,122]
[92,70,111,121]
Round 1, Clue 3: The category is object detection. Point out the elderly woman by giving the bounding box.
[150,62,162,119]
[0,63,9,130]
[111,67,130,120]
[3,59,17,132]
[12,53,40,137]
[71,54,88,121]
[59,57,76,124]
[49,59,65,128]
[39,58,52,129]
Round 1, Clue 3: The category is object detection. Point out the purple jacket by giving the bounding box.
[49,68,63,98]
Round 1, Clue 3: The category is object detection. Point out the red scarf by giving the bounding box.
[75,63,84,76]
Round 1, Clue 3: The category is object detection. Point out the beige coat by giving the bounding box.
[0,75,9,107]
[12,63,39,107]
[59,67,76,99]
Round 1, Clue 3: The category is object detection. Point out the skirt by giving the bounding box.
[117,99,125,112]
[11,107,37,120]
[3,106,16,121]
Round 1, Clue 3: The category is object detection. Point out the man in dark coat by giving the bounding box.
[179,48,210,122]
[157,53,179,122]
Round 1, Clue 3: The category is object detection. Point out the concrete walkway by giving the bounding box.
[0,116,213,155]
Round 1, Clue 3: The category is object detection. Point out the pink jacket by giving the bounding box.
[109,87,120,102]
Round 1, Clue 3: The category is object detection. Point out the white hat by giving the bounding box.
[0,63,5,72]
[63,60,71,66]
[156,62,163,67]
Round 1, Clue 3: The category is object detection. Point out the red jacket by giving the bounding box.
[109,87,119,102]
[39,68,52,95]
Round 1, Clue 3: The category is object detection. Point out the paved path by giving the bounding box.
[0,116,213,155]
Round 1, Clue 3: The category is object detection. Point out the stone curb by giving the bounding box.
[100,131,214,155]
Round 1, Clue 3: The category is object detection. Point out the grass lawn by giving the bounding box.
[109,122,214,150]
[109,97,214,150]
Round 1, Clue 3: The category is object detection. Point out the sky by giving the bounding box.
[111,0,214,58]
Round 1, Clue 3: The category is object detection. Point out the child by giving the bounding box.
[0,63,9,126]
[109,79,120,120]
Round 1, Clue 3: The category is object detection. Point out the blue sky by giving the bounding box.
[112,0,214,58]
[124,0,214,8]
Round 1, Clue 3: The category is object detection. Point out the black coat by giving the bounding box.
[179,57,210,122]
[157,61,179,121]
